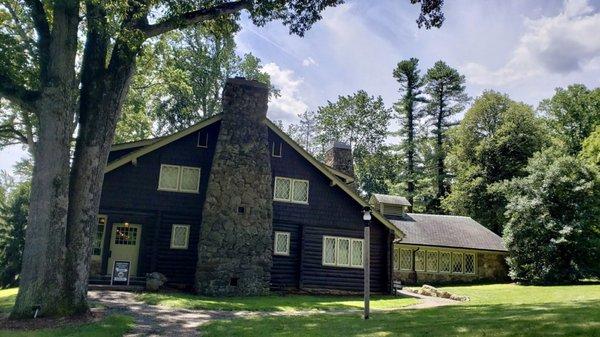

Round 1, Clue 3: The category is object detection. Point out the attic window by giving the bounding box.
[272,141,282,157]
[197,130,208,148]
[273,177,309,204]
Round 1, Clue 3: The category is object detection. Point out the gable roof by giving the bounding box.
[390,213,506,252]
[370,194,411,206]
[106,115,402,236]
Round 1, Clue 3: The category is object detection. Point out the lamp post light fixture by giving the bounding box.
[362,206,371,320]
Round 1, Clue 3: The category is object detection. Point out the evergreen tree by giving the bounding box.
[423,61,469,212]
[393,58,426,210]
[0,181,29,288]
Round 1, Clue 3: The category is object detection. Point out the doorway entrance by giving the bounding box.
[108,223,142,277]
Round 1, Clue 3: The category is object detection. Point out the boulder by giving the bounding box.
[146,272,167,292]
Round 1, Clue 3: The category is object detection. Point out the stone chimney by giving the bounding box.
[196,78,273,296]
[324,141,355,178]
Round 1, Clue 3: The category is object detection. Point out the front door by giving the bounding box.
[108,223,142,277]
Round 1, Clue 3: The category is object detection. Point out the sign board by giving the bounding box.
[111,260,131,285]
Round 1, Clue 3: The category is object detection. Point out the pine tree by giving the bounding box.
[393,58,426,211]
[423,61,469,213]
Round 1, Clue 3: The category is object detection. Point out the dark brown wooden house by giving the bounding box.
[91,78,401,294]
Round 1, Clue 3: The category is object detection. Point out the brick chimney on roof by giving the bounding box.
[324,141,355,178]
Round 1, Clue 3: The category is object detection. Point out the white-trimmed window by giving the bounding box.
[272,141,282,157]
[397,248,412,271]
[439,251,452,273]
[158,164,200,193]
[426,250,438,272]
[170,224,190,249]
[322,236,363,268]
[465,253,476,274]
[452,252,464,273]
[274,231,290,256]
[414,250,426,272]
[273,177,309,204]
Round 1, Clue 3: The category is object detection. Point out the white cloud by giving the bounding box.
[261,62,308,123]
[462,0,600,86]
[302,57,317,67]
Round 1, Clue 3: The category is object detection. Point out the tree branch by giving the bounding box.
[24,0,51,81]
[0,74,40,112]
[142,0,251,38]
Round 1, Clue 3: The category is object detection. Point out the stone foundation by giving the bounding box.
[195,78,273,296]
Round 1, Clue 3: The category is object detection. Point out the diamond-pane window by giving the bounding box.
[426,251,438,272]
[452,252,464,273]
[439,251,451,272]
[398,248,412,270]
[323,236,363,268]
[465,253,476,274]
[323,237,336,265]
[274,231,290,256]
[415,250,426,271]
[179,167,200,193]
[292,180,309,203]
[115,226,137,245]
[274,177,291,201]
[170,224,190,249]
[351,239,364,267]
[337,238,350,266]
[158,165,180,191]
[394,247,401,270]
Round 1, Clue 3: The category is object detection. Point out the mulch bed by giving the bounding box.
[0,307,105,331]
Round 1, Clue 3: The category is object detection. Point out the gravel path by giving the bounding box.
[89,289,459,336]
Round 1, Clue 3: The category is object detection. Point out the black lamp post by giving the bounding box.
[362,206,371,320]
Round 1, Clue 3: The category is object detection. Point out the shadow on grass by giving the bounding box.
[136,292,418,311]
[203,300,600,337]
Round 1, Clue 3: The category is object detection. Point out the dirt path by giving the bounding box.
[89,290,459,336]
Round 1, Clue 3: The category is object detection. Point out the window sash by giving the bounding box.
[465,253,476,274]
[170,224,190,249]
[274,231,290,256]
[323,236,363,269]
[274,177,309,204]
[273,177,292,201]
[439,251,452,273]
[158,164,200,193]
[452,252,464,273]
[179,166,201,193]
[415,250,426,272]
[426,251,438,272]
[398,248,412,270]
[158,164,181,191]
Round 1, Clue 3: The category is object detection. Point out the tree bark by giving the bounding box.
[11,93,74,318]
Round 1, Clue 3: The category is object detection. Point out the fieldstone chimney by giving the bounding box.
[324,141,355,178]
[196,78,273,296]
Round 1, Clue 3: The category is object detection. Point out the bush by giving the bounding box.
[0,182,29,288]
[502,150,600,284]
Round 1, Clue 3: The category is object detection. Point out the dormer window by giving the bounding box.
[369,193,411,217]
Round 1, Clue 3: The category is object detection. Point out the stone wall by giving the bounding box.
[393,247,509,285]
[195,78,273,296]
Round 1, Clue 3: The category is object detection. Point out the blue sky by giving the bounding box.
[1,0,599,174]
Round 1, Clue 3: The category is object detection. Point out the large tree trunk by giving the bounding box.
[11,95,74,318]
[11,0,79,318]
[64,48,138,311]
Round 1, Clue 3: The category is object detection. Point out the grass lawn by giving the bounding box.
[0,288,18,315]
[137,292,419,312]
[202,283,600,337]
[0,288,134,337]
